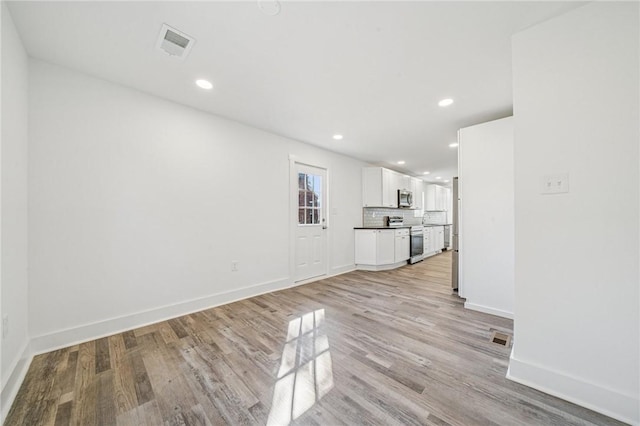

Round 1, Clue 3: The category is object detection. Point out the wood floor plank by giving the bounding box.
[115,399,163,426]
[70,341,97,426]
[167,318,189,339]
[129,351,154,406]
[95,337,112,375]
[54,401,73,426]
[95,372,117,426]
[7,350,68,425]
[108,334,139,415]
[121,330,138,350]
[5,252,625,426]
[59,350,79,397]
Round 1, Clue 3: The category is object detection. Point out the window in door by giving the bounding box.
[298,172,322,225]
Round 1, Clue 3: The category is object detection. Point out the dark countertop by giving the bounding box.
[354,226,413,230]
[355,223,452,230]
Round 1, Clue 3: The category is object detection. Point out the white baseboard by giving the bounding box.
[29,276,295,355]
[356,260,408,271]
[1,342,33,422]
[0,260,362,422]
[423,249,442,258]
[507,353,639,425]
[3,275,319,421]
[464,301,514,319]
[294,264,356,286]
[330,264,356,276]
[4,266,357,420]
[1,339,28,392]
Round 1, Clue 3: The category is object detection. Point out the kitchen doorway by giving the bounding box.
[293,163,327,282]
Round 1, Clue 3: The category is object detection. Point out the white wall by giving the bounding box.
[509,3,639,423]
[1,2,30,416]
[27,59,365,351]
[458,117,514,319]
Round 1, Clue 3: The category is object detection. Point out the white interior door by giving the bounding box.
[294,164,327,282]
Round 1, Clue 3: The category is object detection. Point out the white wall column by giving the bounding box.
[509,3,639,423]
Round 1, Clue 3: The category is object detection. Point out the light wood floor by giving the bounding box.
[6,252,622,425]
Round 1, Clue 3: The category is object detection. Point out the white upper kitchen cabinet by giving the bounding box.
[397,174,411,191]
[425,184,450,211]
[363,167,398,208]
[440,186,451,211]
[363,167,424,209]
[425,184,437,210]
[382,168,398,208]
[410,177,423,209]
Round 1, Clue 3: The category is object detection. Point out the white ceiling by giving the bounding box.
[7,1,583,184]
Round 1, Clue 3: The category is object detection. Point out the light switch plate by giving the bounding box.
[541,173,569,194]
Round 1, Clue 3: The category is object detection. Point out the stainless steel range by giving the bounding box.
[384,215,404,227]
[409,225,424,264]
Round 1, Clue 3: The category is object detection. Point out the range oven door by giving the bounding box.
[411,233,424,256]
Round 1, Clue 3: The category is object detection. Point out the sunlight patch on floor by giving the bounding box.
[267,309,334,425]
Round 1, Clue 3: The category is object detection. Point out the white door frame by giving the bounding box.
[289,155,330,283]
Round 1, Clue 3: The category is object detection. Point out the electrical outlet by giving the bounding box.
[2,315,8,339]
[231,261,239,272]
[541,173,569,194]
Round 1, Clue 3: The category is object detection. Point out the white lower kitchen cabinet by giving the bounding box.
[355,228,409,271]
[435,226,445,251]
[394,229,410,263]
[423,228,432,256]
[376,230,396,264]
[423,226,445,258]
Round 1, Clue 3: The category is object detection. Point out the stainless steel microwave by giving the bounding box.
[398,189,413,208]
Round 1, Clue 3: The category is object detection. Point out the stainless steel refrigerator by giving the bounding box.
[451,177,459,291]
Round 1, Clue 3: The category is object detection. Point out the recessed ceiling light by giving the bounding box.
[333,134,343,140]
[444,180,450,183]
[438,98,454,107]
[397,161,406,165]
[195,79,213,90]
[258,0,281,16]
[435,176,442,180]
[449,142,459,148]
[423,171,430,175]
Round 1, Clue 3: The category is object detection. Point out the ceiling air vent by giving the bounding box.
[155,23,195,60]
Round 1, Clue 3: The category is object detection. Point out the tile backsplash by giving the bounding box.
[362,208,423,227]
[423,211,447,224]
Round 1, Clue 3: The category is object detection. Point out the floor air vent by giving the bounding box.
[155,24,195,60]
[490,331,512,346]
